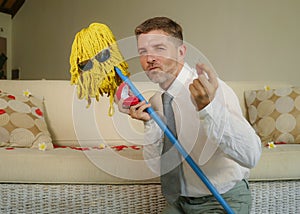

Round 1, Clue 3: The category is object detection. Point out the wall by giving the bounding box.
[11,0,300,84]
[0,12,12,79]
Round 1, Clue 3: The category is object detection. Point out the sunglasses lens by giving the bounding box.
[77,48,110,72]
[78,60,93,71]
[95,48,110,63]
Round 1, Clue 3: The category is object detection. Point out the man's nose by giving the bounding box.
[146,53,156,63]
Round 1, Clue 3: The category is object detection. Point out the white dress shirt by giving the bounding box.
[143,63,262,197]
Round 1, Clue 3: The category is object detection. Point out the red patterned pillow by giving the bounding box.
[0,90,53,150]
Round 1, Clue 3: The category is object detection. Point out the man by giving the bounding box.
[118,17,261,213]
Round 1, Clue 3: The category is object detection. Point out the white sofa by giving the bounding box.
[0,80,299,184]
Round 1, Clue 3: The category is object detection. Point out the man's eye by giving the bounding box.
[157,47,166,51]
[139,50,147,55]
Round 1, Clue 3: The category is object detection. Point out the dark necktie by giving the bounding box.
[160,92,184,203]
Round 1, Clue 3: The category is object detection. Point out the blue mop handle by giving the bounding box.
[114,67,234,214]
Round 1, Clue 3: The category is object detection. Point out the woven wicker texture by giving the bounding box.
[251,181,300,214]
[0,181,299,213]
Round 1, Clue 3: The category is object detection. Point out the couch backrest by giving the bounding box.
[226,81,292,117]
[0,80,159,146]
[0,80,291,147]
[1,80,76,146]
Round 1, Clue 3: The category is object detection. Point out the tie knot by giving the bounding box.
[162,92,173,105]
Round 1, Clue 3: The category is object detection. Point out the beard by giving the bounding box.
[145,69,172,84]
[143,59,181,88]
[146,70,161,83]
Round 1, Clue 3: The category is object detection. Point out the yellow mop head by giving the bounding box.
[69,23,130,116]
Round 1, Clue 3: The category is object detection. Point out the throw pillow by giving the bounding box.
[245,87,300,146]
[0,89,53,150]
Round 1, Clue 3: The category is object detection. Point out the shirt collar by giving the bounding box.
[164,63,196,98]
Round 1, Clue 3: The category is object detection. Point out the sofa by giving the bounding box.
[0,79,300,185]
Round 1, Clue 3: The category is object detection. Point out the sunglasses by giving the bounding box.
[78,48,111,71]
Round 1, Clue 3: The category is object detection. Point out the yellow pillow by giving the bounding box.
[0,90,53,150]
[245,87,300,146]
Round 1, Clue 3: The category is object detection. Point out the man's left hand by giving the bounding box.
[189,63,218,111]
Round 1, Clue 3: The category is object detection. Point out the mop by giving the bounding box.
[69,23,234,214]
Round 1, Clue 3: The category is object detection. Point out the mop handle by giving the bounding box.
[114,67,234,214]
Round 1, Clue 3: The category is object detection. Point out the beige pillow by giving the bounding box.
[0,90,53,150]
[244,87,300,146]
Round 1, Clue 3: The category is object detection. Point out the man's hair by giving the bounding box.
[135,17,183,43]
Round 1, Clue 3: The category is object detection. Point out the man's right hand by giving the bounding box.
[117,98,152,122]
[128,101,152,122]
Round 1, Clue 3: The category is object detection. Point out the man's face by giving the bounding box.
[137,30,185,88]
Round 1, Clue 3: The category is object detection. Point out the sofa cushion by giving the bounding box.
[0,89,53,150]
[0,146,159,184]
[249,144,300,180]
[245,86,300,146]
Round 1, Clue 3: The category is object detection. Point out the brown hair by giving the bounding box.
[135,17,183,43]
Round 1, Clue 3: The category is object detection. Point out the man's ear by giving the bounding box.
[178,44,187,61]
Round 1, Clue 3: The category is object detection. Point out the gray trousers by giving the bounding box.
[162,179,251,214]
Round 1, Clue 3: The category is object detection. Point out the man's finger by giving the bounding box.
[196,63,218,88]
[190,79,207,96]
[117,98,130,114]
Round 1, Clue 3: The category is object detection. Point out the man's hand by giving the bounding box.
[129,101,152,122]
[117,98,152,122]
[189,63,218,111]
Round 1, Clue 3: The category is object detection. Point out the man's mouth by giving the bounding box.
[147,65,160,71]
[145,68,159,78]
